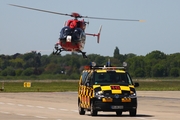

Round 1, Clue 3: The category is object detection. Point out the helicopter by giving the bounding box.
[9,4,144,58]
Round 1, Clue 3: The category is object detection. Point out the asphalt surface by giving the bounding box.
[0,91,180,120]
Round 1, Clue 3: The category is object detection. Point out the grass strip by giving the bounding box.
[0,81,78,92]
[0,80,180,92]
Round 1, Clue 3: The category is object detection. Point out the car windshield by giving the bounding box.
[93,71,133,85]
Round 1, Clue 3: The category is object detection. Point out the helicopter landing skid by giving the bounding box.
[53,48,63,55]
[52,45,87,58]
[78,51,87,58]
[53,44,64,55]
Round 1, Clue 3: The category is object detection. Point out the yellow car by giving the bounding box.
[78,64,139,116]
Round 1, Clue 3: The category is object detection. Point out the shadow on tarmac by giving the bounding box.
[87,114,154,117]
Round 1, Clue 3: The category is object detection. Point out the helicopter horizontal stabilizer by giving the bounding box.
[86,25,102,43]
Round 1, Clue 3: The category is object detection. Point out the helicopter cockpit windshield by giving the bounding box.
[59,26,84,42]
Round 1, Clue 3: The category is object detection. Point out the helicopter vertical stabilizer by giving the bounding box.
[85,25,102,43]
[97,25,102,43]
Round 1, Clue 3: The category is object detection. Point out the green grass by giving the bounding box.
[135,80,180,91]
[0,81,78,92]
[0,80,180,92]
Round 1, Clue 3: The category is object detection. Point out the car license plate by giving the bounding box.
[111,105,123,109]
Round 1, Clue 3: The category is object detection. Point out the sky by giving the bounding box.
[1,0,180,57]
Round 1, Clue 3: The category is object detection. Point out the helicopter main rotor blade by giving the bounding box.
[81,16,144,22]
[9,4,71,16]
[9,4,145,22]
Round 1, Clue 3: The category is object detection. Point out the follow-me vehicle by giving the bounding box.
[78,62,139,116]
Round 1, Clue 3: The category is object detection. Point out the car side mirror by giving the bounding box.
[134,82,139,87]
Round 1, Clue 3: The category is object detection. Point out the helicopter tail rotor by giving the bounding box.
[85,25,102,43]
[97,25,102,43]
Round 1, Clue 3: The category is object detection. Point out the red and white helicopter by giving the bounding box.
[9,4,144,58]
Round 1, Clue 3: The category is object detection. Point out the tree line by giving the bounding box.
[0,47,180,80]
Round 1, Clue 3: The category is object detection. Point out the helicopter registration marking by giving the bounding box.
[66,36,72,42]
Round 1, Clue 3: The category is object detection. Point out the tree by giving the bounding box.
[6,67,15,76]
[40,55,50,66]
[144,65,152,77]
[1,60,10,70]
[170,68,179,77]
[1,49,180,79]
[44,63,61,74]
[95,55,107,65]
[146,50,166,60]
[109,57,121,66]
[134,68,145,77]
[15,69,23,76]
[126,56,145,77]
[125,53,136,59]
[151,64,166,77]
[9,58,24,68]
[113,46,120,59]
[1,69,7,76]
[21,68,34,76]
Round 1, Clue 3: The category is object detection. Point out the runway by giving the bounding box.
[0,91,180,120]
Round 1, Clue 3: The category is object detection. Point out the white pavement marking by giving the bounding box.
[48,107,56,110]
[18,104,24,107]
[1,101,81,119]
[59,108,68,111]
[26,105,34,108]
[35,116,47,119]
[7,103,15,105]
[15,113,26,116]
[71,109,78,112]
[36,106,45,109]
[0,111,10,114]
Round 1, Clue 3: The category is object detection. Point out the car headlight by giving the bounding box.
[129,91,137,98]
[95,91,104,99]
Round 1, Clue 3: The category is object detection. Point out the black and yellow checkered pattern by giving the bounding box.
[78,84,134,108]
[93,85,132,94]
[78,85,93,109]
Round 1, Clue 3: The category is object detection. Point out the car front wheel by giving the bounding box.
[129,109,137,116]
[78,102,85,115]
[90,102,97,116]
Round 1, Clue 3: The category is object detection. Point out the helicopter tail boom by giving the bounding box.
[86,25,102,43]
